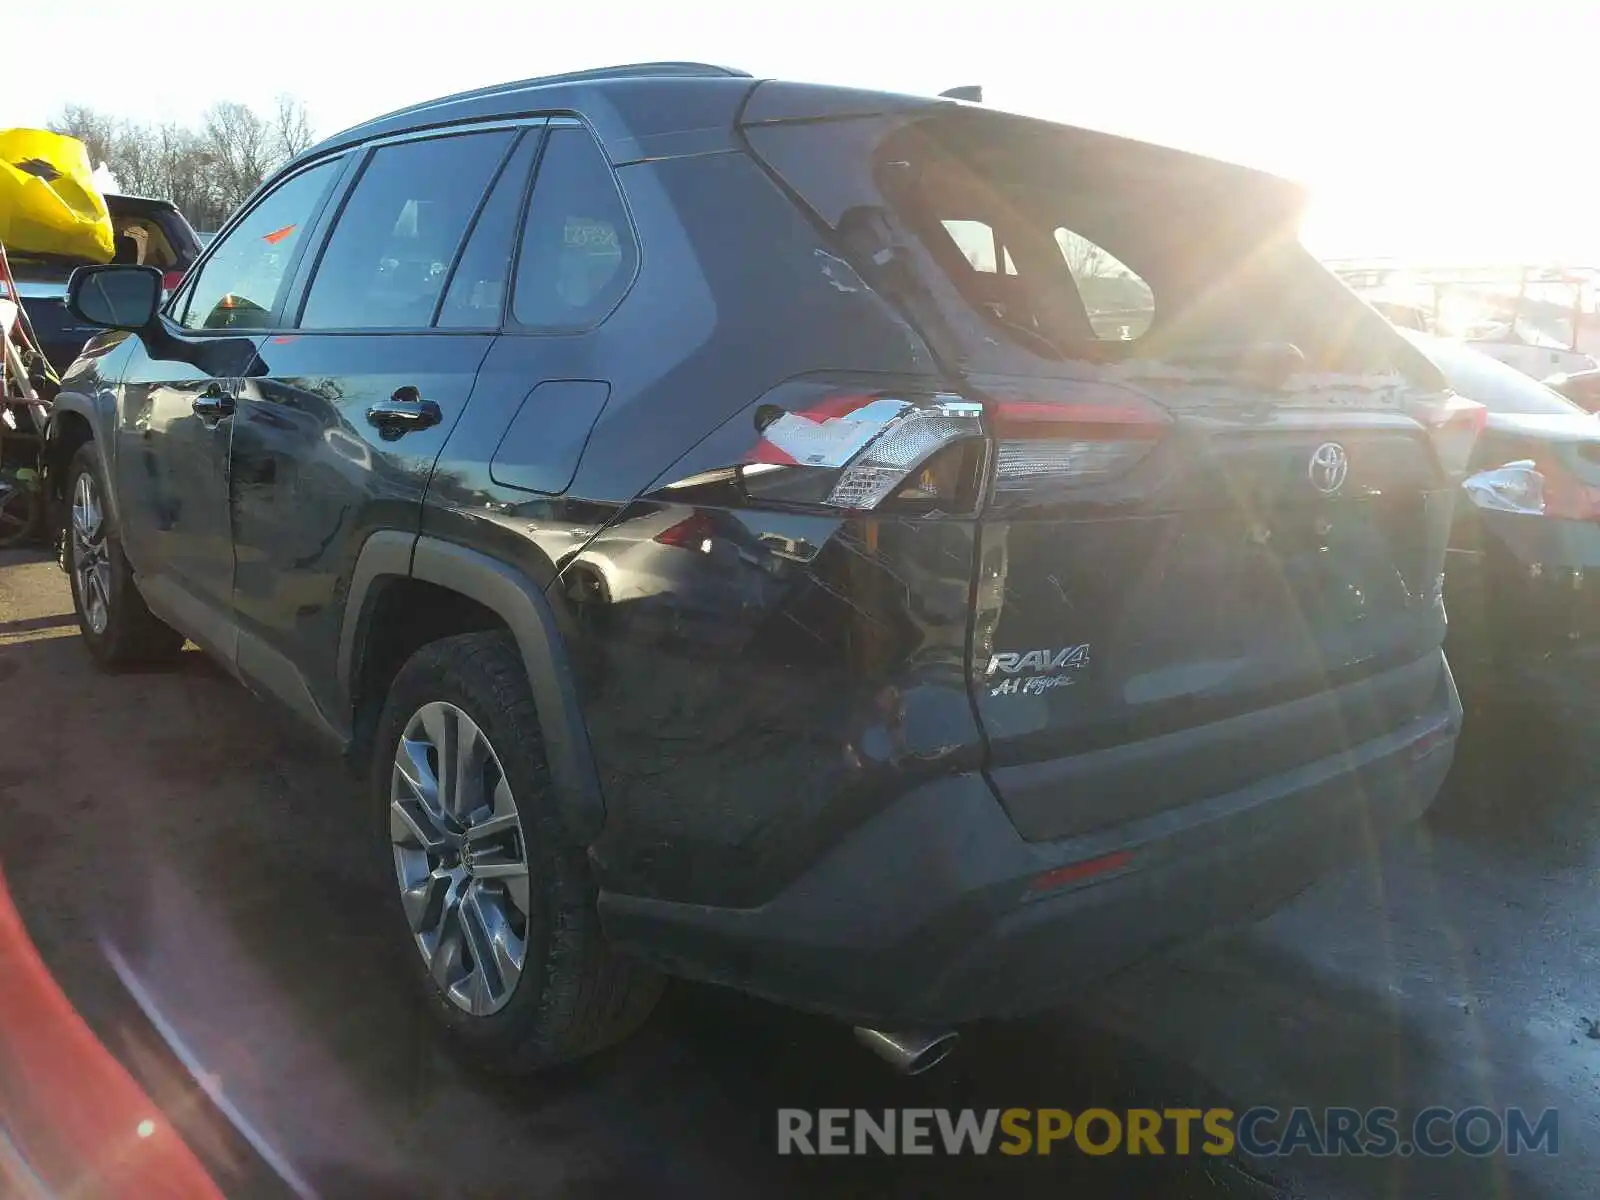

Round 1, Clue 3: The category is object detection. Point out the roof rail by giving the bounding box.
[516,62,752,86]
[340,62,752,137]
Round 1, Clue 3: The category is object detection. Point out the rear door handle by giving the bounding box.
[366,387,442,439]
[192,383,236,421]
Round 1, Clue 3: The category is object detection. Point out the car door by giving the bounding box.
[420,119,643,566]
[226,125,529,735]
[113,159,344,656]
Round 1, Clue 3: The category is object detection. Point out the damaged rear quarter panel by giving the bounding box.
[577,503,985,909]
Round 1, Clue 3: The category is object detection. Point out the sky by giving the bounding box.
[11,0,1600,262]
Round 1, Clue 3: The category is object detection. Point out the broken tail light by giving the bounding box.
[655,379,1169,516]
[665,389,987,514]
[989,389,1171,501]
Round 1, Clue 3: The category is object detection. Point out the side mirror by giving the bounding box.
[66,264,163,331]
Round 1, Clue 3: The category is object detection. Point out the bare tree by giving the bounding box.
[111,125,165,199]
[48,104,119,173]
[151,123,226,230]
[271,94,316,160]
[1055,228,1118,280]
[48,98,313,231]
[202,101,276,212]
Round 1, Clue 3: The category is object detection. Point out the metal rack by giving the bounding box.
[1326,260,1600,354]
[0,242,53,547]
[1324,259,1600,361]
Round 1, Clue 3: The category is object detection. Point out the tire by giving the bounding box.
[65,442,184,669]
[372,630,662,1072]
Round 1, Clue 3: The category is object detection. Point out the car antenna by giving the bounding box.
[939,85,983,102]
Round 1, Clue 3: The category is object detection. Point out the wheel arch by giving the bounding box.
[43,396,101,507]
[341,532,606,845]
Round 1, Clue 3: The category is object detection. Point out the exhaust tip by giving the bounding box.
[853,1026,959,1075]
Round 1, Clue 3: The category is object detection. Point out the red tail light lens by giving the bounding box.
[653,511,719,551]
[161,270,185,292]
[990,389,1171,499]
[1537,457,1600,520]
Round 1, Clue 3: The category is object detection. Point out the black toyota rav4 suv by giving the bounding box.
[46,62,1476,1074]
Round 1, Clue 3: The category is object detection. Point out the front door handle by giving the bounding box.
[192,383,236,421]
[366,387,442,439]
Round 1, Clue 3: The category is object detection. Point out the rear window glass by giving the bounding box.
[929,210,1154,343]
[942,219,1015,274]
[1054,229,1154,340]
[895,139,1203,358]
[746,108,1418,378]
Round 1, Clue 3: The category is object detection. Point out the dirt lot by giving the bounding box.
[1,546,1596,1198]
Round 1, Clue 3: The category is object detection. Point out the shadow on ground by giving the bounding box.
[0,563,1277,1199]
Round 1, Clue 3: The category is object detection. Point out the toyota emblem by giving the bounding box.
[1309,442,1349,495]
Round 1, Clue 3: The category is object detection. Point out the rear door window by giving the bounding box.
[298,130,514,330]
[510,127,638,330]
[437,131,542,328]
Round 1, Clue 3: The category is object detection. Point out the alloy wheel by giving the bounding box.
[389,701,531,1016]
[71,470,112,637]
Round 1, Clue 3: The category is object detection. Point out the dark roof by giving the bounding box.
[296,62,760,169]
[281,61,1300,217]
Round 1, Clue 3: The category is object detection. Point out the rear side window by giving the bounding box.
[299,130,514,330]
[511,127,637,329]
[177,160,339,331]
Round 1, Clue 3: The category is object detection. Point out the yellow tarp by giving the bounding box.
[0,129,114,263]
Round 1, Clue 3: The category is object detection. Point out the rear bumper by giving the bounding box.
[599,652,1461,1027]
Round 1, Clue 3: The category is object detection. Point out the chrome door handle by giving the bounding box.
[366,388,442,439]
[192,384,235,421]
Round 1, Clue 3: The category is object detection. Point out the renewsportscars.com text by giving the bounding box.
[776,1106,1559,1158]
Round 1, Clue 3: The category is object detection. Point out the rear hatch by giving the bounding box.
[742,89,1476,840]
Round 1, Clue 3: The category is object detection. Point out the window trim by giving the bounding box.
[432,124,547,330]
[286,124,526,335]
[163,153,352,338]
[502,116,643,336]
